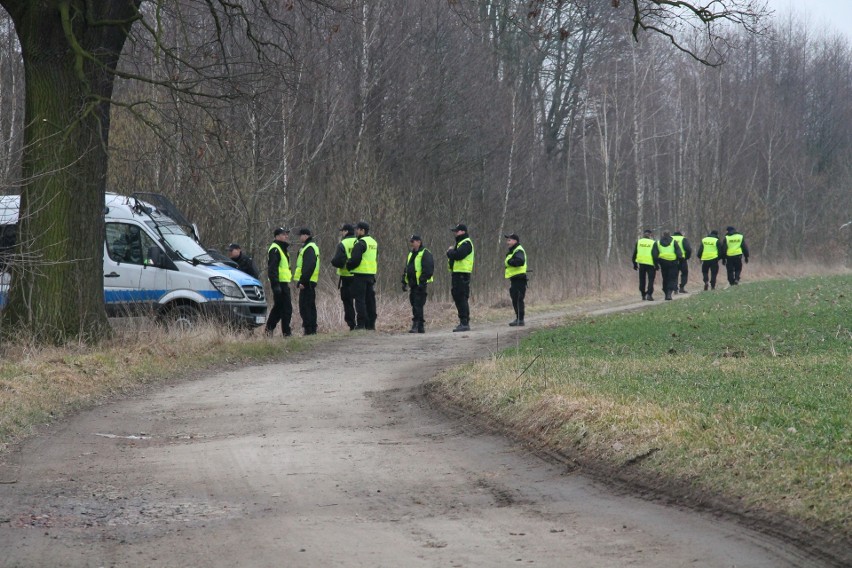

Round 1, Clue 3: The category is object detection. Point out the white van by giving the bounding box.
[0,192,267,328]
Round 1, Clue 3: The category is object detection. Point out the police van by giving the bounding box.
[0,192,267,328]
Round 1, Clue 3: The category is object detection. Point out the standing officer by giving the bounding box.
[331,223,357,330]
[504,233,527,327]
[346,221,378,330]
[402,235,434,333]
[447,223,475,332]
[671,231,692,294]
[657,230,684,300]
[723,226,749,286]
[294,227,320,335]
[632,229,659,301]
[696,229,722,290]
[227,243,259,279]
[265,227,292,337]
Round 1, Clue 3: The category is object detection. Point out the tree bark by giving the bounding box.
[1,1,138,343]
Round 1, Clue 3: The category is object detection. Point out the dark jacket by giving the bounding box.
[505,243,527,280]
[331,230,355,271]
[232,252,259,279]
[267,240,290,283]
[405,247,434,286]
[446,233,473,270]
[298,238,318,286]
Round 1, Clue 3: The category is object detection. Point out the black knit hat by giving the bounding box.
[339,223,355,232]
[298,227,312,236]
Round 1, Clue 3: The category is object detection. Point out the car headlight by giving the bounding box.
[210,276,245,299]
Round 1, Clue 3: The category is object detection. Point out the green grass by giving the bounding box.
[435,275,851,537]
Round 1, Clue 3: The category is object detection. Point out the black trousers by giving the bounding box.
[638,265,656,297]
[726,255,743,284]
[298,283,317,334]
[509,277,527,321]
[339,276,356,330]
[659,259,679,294]
[451,272,471,324]
[678,259,689,289]
[409,284,428,325]
[351,274,377,329]
[702,259,719,288]
[266,284,292,335]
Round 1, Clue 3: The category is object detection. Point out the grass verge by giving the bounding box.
[0,325,317,455]
[431,275,852,543]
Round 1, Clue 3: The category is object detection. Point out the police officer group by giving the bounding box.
[259,223,528,337]
[632,226,750,301]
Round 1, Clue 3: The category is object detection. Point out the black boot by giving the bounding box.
[646,294,654,301]
[665,291,672,300]
[409,322,418,333]
[453,322,471,332]
[509,318,520,326]
[704,282,709,291]
[417,322,425,334]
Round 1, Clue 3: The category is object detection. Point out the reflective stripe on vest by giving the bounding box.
[658,241,677,261]
[405,248,434,285]
[268,242,292,282]
[337,236,356,277]
[504,245,527,279]
[352,236,378,275]
[450,237,475,273]
[725,233,743,256]
[294,241,320,283]
[701,237,719,261]
[636,238,655,266]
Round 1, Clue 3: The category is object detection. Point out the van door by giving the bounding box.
[104,222,168,317]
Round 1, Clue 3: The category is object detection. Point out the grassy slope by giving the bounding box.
[433,275,851,539]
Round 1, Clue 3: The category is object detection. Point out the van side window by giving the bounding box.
[106,223,157,266]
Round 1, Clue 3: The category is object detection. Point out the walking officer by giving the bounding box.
[402,235,434,333]
[657,230,684,300]
[723,226,749,286]
[346,221,378,330]
[265,227,292,337]
[696,229,721,290]
[447,223,475,332]
[504,233,528,327]
[672,231,692,293]
[632,229,659,301]
[294,228,320,335]
[331,223,357,330]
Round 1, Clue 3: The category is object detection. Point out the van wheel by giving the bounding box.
[160,304,199,332]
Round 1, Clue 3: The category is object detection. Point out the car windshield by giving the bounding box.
[147,221,213,264]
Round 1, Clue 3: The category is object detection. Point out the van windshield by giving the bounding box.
[147,221,213,264]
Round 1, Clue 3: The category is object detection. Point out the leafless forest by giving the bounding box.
[1,1,850,302]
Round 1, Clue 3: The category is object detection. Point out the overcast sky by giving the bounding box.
[767,0,852,40]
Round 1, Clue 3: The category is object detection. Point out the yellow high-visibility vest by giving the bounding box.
[404,248,434,285]
[701,237,719,261]
[449,237,475,273]
[294,241,320,283]
[504,245,527,279]
[351,236,378,275]
[337,236,356,277]
[268,242,292,282]
[636,238,656,266]
[658,241,677,261]
[725,233,743,256]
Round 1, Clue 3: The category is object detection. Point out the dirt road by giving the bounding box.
[0,301,830,567]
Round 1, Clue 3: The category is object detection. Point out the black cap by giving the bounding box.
[298,227,312,236]
[503,233,520,241]
[710,229,719,236]
[727,226,736,232]
[227,243,241,251]
[273,227,289,236]
[409,234,422,242]
[451,223,467,232]
[339,223,355,232]
[673,231,683,236]
[356,221,370,231]
[643,228,653,235]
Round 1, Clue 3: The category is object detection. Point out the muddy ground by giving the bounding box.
[0,299,845,567]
